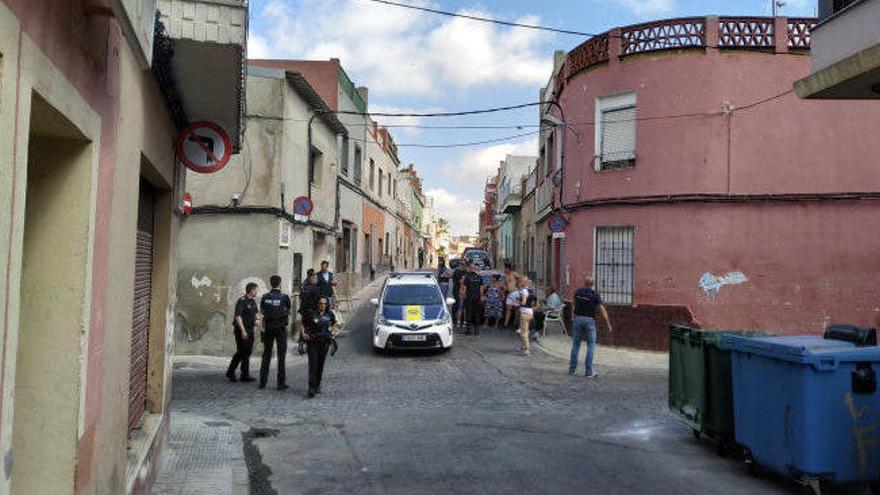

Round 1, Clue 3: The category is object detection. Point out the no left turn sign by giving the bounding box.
[176,121,232,174]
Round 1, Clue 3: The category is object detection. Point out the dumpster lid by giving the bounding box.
[722,335,880,368]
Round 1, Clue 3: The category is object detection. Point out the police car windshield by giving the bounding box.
[383,285,443,306]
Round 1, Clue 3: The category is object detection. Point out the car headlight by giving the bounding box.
[377,316,391,326]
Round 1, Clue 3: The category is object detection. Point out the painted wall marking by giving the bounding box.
[191,275,213,290]
[699,271,748,297]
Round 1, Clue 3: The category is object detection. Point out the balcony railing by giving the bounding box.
[535,178,554,218]
[621,17,705,55]
[564,16,817,82]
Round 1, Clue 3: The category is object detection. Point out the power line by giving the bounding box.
[357,0,597,37]
[331,101,544,118]
[348,130,542,148]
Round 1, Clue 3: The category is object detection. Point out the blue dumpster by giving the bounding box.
[724,335,880,486]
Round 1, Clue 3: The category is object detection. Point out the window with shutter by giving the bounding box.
[595,92,637,171]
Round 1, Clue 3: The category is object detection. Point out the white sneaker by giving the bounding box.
[515,329,521,334]
[522,350,531,357]
[585,371,598,378]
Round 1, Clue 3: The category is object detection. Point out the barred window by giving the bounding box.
[594,226,634,305]
[595,92,637,171]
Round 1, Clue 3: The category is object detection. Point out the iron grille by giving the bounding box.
[594,226,634,305]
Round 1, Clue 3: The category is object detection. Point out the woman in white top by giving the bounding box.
[517,277,535,356]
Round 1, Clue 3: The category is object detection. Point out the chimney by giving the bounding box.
[553,50,566,73]
[357,87,369,108]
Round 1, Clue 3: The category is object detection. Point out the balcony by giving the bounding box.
[158,0,248,149]
[500,191,522,214]
[535,178,554,219]
[562,16,816,88]
[795,0,880,99]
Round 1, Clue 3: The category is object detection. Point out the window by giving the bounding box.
[369,158,375,191]
[354,145,363,184]
[595,92,636,171]
[293,253,303,291]
[378,168,383,197]
[341,138,349,176]
[382,285,443,306]
[393,178,397,198]
[387,172,392,196]
[279,221,291,247]
[310,148,324,187]
[594,226,634,305]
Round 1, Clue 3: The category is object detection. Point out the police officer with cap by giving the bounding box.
[259,275,292,390]
[226,282,259,382]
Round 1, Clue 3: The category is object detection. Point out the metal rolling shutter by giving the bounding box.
[600,106,636,167]
[129,180,155,434]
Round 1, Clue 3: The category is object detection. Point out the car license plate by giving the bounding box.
[402,335,427,342]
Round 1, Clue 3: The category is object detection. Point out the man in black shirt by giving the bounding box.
[570,276,613,377]
[297,272,320,354]
[303,297,337,398]
[316,260,337,308]
[259,275,293,390]
[461,263,484,335]
[226,283,259,382]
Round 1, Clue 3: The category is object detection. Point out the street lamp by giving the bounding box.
[540,105,581,209]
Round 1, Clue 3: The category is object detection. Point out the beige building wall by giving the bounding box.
[0,3,180,493]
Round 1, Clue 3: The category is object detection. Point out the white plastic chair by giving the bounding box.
[542,307,567,336]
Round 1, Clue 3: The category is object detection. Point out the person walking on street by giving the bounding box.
[570,276,612,377]
[259,275,292,390]
[226,283,259,382]
[316,261,337,308]
[451,261,468,328]
[303,297,337,398]
[461,263,484,335]
[482,275,504,329]
[503,263,520,329]
[516,277,536,356]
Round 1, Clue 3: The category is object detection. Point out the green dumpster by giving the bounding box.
[668,325,772,448]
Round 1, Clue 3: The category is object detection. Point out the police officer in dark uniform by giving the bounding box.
[259,275,292,390]
[226,282,259,382]
[297,272,320,354]
[303,296,337,398]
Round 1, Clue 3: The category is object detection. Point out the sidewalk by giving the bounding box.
[536,331,668,371]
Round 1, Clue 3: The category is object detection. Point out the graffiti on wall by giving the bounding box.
[699,271,748,299]
[176,273,270,344]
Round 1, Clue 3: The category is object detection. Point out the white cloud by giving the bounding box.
[440,137,539,191]
[613,0,676,15]
[425,187,481,235]
[428,137,538,234]
[250,0,554,97]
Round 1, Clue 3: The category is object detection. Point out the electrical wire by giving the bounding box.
[357,0,598,37]
[331,101,544,118]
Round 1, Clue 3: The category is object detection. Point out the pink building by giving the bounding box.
[545,16,880,350]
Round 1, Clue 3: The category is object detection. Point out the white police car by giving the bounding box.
[370,272,455,352]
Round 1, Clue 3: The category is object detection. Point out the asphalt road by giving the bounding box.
[166,303,826,495]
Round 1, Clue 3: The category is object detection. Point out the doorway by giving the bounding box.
[12,93,93,493]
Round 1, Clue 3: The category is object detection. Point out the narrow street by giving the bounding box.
[156,301,807,495]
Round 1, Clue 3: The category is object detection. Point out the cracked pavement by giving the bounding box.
[155,299,821,495]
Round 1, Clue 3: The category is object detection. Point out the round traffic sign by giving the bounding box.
[548,214,569,233]
[293,196,314,216]
[176,121,232,174]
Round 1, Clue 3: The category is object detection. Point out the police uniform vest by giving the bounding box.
[261,289,291,329]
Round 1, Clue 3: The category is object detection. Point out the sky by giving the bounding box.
[248,0,818,235]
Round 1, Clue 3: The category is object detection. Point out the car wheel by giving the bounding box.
[373,345,385,354]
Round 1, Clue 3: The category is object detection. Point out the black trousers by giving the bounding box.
[227,327,254,377]
[307,339,331,391]
[260,326,288,386]
[464,298,482,326]
[533,311,545,332]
